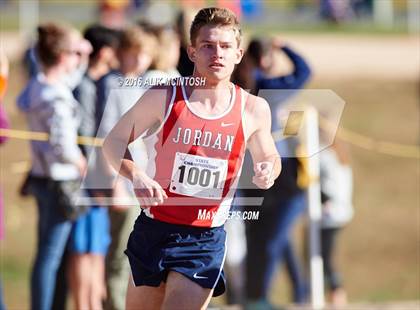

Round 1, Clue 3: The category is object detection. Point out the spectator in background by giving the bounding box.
[351,0,373,19]
[138,23,181,79]
[99,0,130,29]
[74,25,119,156]
[94,25,157,310]
[21,24,93,310]
[232,37,311,309]
[148,26,181,78]
[320,0,354,23]
[0,48,10,310]
[175,8,197,76]
[16,23,90,310]
[68,24,119,310]
[319,140,353,307]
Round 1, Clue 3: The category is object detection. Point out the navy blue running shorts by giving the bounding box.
[125,211,227,297]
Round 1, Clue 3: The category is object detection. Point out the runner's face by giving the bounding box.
[189,25,243,82]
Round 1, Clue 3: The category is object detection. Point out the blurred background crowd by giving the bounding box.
[0,0,419,310]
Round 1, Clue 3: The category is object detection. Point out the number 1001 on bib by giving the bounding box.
[170,152,228,200]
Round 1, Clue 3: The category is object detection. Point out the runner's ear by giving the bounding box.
[187,45,196,63]
[234,47,244,65]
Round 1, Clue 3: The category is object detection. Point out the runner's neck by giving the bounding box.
[183,82,234,118]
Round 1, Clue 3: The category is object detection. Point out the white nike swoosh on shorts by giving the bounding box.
[193,272,208,279]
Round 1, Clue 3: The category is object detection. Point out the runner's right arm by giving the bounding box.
[102,86,172,206]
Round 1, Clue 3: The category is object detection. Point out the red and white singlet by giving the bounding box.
[142,83,246,227]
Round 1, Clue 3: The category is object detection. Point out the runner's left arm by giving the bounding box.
[246,96,281,189]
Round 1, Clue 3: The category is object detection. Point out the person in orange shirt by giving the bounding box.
[0,50,8,100]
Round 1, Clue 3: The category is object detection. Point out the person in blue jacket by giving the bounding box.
[232,37,311,309]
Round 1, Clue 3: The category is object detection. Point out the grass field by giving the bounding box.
[0,39,419,308]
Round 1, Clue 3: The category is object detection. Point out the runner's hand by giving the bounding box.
[132,170,168,208]
[252,161,275,189]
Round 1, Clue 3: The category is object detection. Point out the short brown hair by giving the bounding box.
[147,26,180,71]
[36,23,74,68]
[118,26,157,56]
[190,7,241,47]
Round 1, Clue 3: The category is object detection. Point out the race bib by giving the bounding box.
[170,152,228,200]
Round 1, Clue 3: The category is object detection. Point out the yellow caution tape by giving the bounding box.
[0,128,104,147]
[1,125,419,159]
[335,126,419,159]
[319,117,420,159]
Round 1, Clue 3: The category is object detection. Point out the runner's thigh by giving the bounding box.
[126,276,165,310]
[161,271,213,310]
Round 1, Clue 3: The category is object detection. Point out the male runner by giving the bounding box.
[103,7,281,310]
